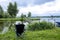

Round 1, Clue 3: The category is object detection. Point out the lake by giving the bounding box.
[40,18,60,23]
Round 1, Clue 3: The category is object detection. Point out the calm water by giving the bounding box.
[40,18,60,22]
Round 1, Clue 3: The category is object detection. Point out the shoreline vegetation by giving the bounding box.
[0,20,60,40]
[0,27,60,40]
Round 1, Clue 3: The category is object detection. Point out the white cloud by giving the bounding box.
[0,0,13,11]
[0,0,60,16]
[17,0,60,16]
[0,0,7,2]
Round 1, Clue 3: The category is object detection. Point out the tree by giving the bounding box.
[20,13,24,24]
[0,5,4,31]
[28,12,31,17]
[7,2,18,30]
[3,12,11,18]
[13,2,18,16]
[20,13,26,24]
[24,15,26,17]
[0,5,4,18]
[21,14,26,17]
[7,2,18,18]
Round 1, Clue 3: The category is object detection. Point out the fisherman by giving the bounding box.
[15,21,25,37]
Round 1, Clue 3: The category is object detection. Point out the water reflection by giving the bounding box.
[0,21,5,32]
[0,21,29,34]
[0,21,15,34]
[1,27,9,34]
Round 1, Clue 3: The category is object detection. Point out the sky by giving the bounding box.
[0,0,60,16]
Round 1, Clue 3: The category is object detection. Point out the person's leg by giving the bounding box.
[16,32,20,37]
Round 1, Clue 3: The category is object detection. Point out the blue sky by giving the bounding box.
[0,0,60,16]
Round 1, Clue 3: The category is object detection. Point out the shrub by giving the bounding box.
[28,21,55,31]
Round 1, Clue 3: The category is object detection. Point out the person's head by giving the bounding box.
[15,21,21,25]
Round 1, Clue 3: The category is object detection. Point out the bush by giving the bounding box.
[28,21,55,31]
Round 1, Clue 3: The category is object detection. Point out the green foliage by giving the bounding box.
[23,15,26,17]
[28,12,31,17]
[28,21,55,31]
[3,12,11,18]
[13,2,18,16]
[21,13,26,18]
[20,13,26,23]
[7,2,13,17]
[23,28,60,40]
[0,5,4,18]
[7,2,18,17]
[0,28,60,40]
[20,18,26,22]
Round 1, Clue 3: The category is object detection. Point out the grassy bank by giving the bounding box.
[0,27,60,40]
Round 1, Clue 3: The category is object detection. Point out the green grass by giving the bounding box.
[0,27,60,40]
[0,18,40,21]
